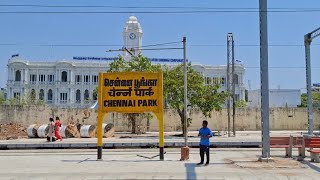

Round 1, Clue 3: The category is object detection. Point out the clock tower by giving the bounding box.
[123,16,143,59]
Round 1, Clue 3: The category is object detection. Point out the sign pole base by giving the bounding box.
[97,146,102,160]
[160,147,164,161]
[180,146,190,161]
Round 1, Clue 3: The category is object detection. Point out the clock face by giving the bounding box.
[129,33,136,40]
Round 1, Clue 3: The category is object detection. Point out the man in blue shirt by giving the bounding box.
[197,120,213,166]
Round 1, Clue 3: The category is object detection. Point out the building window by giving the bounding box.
[39,89,44,100]
[61,71,68,82]
[30,74,37,84]
[84,90,89,102]
[93,90,97,100]
[205,77,211,85]
[48,75,54,84]
[212,77,218,85]
[84,75,90,85]
[221,77,225,85]
[233,74,239,85]
[47,89,53,102]
[92,75,98,85]
[30,89,36,101]
[76,89,81,103]
[15,70,21,81]
[212,77,225,85]
[39,74,46,84]
[60,93,68,103]
[75,75,82,84]
[13,92,20,99]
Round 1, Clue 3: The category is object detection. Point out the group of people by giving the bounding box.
[47,117,62,142]
[45,117,212,164]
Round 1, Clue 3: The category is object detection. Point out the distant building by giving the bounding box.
[6,16,245,108]
[248,89,301,108]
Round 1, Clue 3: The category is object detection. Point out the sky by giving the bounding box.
[0,0,320,91]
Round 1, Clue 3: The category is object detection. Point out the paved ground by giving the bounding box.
[0,148,319,180]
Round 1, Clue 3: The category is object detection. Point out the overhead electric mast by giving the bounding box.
[304,27,320,135]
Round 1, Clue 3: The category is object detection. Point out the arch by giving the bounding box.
[39,89,44,100]
[47,89,53,101]
[15,70,21,81]
[76,89,81,103]
[61,71,68,82]
[93,90,97,100]
[84,89,89,100]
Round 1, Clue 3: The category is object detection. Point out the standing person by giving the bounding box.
[47,118,56,142]
[197,120,213,166]
[55,116,62,141]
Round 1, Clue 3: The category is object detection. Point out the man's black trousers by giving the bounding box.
[199,145,210,164]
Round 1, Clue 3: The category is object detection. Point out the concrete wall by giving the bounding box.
[0,105,319,132]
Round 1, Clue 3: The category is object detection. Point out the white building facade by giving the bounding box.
[248,89,301,108]
[6,16,245,108]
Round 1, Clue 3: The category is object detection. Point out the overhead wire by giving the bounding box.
[0,4,320,11]
[1,10,320,14]
[1,43,319,47]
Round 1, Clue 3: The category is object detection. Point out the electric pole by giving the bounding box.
[227,33,234,137]
[179,37,190,161]
[259,0,270,160]
[183,37,188,147]
[304,27,320,136]
[231,35,236,137]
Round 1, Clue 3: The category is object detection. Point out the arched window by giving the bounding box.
[39,89,44,100]
[84,90,89,100]
[61,71,68,82]
[76,89,81,103]
[30,89,36,100]
[93,90,97,100]
[15,70,21,81]
[47,89,53,101]
[233,74,239,85]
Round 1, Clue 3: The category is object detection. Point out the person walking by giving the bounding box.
[47,118,56,142]
[55,116,62,141]
[197,120,213,166]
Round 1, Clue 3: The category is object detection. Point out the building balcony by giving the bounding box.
[60,81,70,85]
[59,100,68,104]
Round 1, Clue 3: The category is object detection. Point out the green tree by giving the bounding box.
[300,92,320,107]
[107,55,161,134]
[0,92,5,105]
[235,100,248,108]
[164,63,228,136]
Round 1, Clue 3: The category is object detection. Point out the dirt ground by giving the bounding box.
[0,123,28,140]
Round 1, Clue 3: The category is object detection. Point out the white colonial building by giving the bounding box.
[6,16,245,108]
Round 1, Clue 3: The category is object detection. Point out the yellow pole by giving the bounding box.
[97,73,104,160]
[156,71,164,160]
